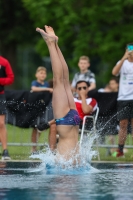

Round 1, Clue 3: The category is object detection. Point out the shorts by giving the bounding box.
[117,100,133,121]
[55,109,80,126]
[0,94,6,115]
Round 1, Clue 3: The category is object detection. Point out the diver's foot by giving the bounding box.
[36,27,56,43]
[44,25,58,42]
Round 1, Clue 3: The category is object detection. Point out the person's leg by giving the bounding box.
[31,128,41,152]
[36,27,70,119]
[115,101,129,156]
[109,135,115,145]
[0,115,7,150]
[118,119,128,153]
[45,26,76,110]
[131,118,133,142]
[0,115,11,160]
[48,123,57,151]
[55,45,76,109]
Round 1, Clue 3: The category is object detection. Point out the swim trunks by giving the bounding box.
[55,109,80,126]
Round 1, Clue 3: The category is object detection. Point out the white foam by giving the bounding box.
[27,133,98,174]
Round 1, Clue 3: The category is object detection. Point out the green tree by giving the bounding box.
[0,0,37,88]
[4,0,133,85]
[22,0,133,86]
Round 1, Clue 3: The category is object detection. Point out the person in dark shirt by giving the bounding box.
[0,55,14,160]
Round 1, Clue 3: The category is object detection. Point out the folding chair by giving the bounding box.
[79,107,100,160]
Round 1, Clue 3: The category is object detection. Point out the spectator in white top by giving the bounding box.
[112,43,133,157]
[71,56,96,93]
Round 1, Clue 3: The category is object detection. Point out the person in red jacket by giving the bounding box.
[0,56,14,160]
[74,80,97,129]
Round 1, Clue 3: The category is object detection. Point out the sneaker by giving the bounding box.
[112,149,124,157]
[1,149,11,160]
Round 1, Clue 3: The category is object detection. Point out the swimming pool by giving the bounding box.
[0,162,133,200]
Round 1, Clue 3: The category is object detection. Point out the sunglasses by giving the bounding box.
[77,86,87,91]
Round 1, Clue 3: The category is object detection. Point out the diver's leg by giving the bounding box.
[44,25,76,110]
[55,44,76,110]
[36,27,70,119]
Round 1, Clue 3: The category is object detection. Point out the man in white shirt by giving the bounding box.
[112,43,133,157]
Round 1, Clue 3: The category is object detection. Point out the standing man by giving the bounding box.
[0,55,14,160]
[112,43,133,157]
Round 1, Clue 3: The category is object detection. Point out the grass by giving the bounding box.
[1,124,133,162]
[95,147,133,162]
[2,124,49,160]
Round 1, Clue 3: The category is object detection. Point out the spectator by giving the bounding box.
[31,66,53,93]
[109,77,119,92]
[0,55,14,160]
[98,84,111,93]
[71,56,96,94]
[112,43,133,157]
[98,77,119,150]
[98,77,119,93]
[74,80,97,129]
[31,66,57,153]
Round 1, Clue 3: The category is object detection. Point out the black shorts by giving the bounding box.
[117,100,133,121]
[0,94,6,115]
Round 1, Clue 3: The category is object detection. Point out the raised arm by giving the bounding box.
[112,50,129,76]
[81,95,93,114]
[79,89,93,114]
[31,86,53,93]
[88,82,96,91]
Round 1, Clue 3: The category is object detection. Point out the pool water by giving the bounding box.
[0,163,133,200]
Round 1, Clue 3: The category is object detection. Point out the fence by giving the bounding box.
[1,122,132,150]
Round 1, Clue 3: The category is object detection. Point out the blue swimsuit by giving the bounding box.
[55,109,80,126]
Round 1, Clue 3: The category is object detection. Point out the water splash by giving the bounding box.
[28,133,98,174]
